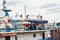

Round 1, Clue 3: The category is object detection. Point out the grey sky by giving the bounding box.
[0,0,60,23]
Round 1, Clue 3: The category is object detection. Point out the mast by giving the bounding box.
[24,6,26,20]
[3,0,11,16]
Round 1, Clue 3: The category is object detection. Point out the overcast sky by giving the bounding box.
[0,0,60,23]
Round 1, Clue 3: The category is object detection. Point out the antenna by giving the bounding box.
[3,0,6,10]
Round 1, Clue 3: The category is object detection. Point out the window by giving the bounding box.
[33,34,36,37]
[5,36,10,40]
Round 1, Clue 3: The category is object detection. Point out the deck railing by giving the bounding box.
[0,28,21,32]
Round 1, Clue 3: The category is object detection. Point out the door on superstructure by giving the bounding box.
[5,36,10,40]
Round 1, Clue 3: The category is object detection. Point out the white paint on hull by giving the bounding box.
[17,33,42,40]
